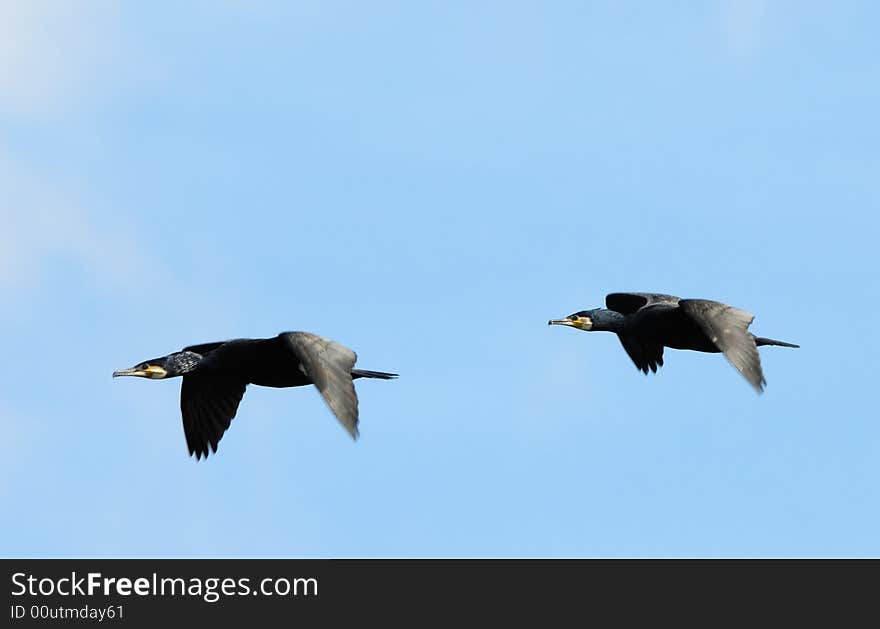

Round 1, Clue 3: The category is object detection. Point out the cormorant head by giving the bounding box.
[112,357,171,379]
[548,310,595,331]
[113,351,201,379]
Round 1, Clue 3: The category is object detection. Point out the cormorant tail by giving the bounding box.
[351,369,398,380]
[754,336,800,348]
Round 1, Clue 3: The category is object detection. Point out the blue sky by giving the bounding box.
[2,1,878,557]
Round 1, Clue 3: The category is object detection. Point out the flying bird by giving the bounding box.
[113,331,397,459]
[548,292,798,392]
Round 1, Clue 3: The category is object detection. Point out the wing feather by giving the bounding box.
[617,334,665,374]
[180,373,247,459]
[679,299,765,392]
[181,341,228,356]
[280,332,361,439]
[606,292,681,314]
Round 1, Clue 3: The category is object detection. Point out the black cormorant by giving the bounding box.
[548,292,798,392]
[113,331,397,459]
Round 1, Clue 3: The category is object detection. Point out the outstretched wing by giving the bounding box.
[606,293,680,315]
[679,299,765,392]
[613,299,677,375]
[617,334,665,374]
[280,332,360,439]
[180,373,247,459]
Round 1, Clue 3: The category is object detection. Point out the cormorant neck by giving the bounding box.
[590,309,626,332]
[165,351,203,376]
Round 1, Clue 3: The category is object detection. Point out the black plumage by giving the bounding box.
[113,331,397,459]
[549,292,798,392]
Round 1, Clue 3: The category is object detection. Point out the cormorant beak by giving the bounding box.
[112,365,168,379]
[548,318,573,327]
[548,316,592,330]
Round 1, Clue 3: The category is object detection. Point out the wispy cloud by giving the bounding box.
[0,153,155,296]
[0,1,124,119]
[720,0,767,60]
[0,3,159,297]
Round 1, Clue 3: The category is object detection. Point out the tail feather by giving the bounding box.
[754,336,799,348]
[351,368,398,380]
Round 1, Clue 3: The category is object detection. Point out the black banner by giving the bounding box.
[2,559,876,625]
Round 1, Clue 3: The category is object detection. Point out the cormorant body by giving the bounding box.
[113,331,397,459]
[549,292,798,391]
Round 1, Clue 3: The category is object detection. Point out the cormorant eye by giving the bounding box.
[569,315,579,321]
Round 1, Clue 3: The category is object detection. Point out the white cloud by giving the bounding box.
[0,153,152,294]
[0,3,164,294]
[0,1,124,119]
[720,0,767,60]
